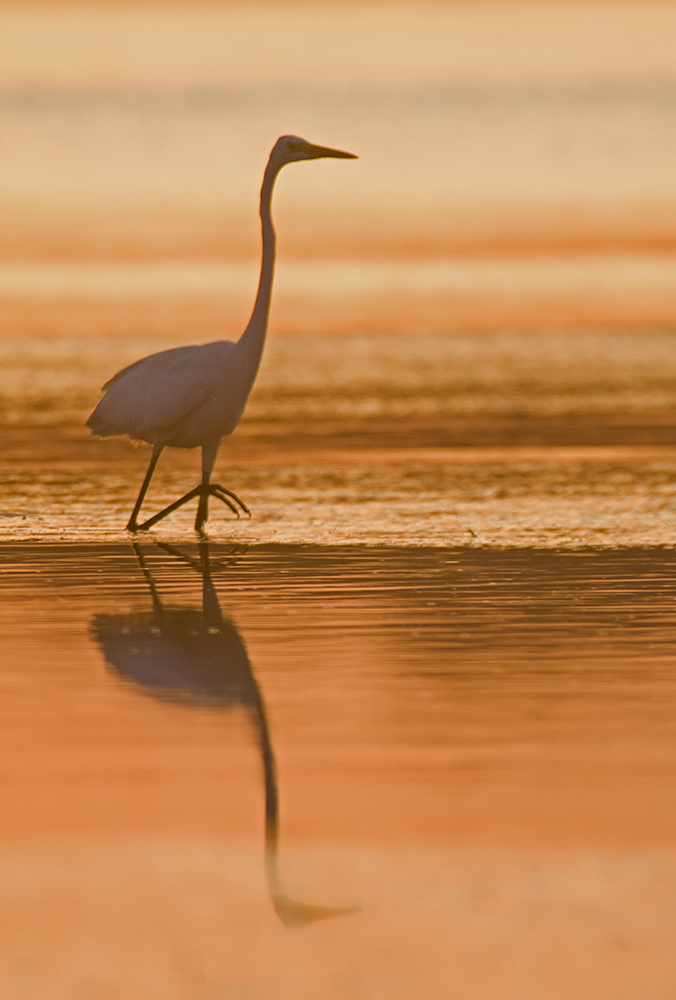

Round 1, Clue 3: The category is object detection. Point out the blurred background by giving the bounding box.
[2,0,676,341]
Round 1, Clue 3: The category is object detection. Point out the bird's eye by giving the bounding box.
[287,142,306,154]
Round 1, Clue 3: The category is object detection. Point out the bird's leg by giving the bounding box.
[194,488,209,533]
[134,483,243,533]
[134,485,203,532]
[133,441,246,532]
[195,441,219,533]
[126,445,164,532]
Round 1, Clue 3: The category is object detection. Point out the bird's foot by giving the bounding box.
[194,484,251,532]
[134,486,203,532]
[132,483,250,533]
[210,483,251,518]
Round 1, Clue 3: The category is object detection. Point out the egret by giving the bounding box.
[87,136,357,532]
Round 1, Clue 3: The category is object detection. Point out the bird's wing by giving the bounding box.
[89,341,235,440]
[102,355,151,391]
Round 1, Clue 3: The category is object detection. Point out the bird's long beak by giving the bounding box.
[291,140,357,160]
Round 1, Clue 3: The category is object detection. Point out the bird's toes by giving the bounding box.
[211,484,248,517]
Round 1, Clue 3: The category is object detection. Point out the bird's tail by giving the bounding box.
[86,411,121,437]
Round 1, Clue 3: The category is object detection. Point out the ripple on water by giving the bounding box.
[2,542,676,998]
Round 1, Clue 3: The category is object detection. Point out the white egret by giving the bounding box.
[87,136,357,532]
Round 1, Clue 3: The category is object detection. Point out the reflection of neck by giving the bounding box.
[249,639,359,927]
[256,683,359,926]
[236,158,280,380]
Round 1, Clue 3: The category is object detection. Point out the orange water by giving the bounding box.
[3,541,676,998]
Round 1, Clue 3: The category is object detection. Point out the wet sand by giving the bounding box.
[4,424,676,547]
[1,329,676,546]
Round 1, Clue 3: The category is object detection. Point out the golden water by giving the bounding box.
[2,329,676,547]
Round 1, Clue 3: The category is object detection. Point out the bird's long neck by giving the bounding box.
[236,157,281,374]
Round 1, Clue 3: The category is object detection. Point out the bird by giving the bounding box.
[87,136,357,533]
[92,539,359,926]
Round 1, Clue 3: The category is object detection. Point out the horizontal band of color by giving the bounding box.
[227,445,676,466]
[4,4,676,89]
[1,254,676,298]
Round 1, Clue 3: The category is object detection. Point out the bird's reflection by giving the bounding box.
[91,540,357,927]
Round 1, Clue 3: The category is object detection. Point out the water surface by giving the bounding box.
[2,541,676,997]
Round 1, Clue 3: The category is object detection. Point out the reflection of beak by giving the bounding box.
[291,140,358,160]
[271,892,361,929]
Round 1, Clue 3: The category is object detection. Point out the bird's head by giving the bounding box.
[271,135,357,166]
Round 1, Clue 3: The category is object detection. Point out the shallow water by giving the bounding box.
[3,329,676,548]
[2,541,676,997]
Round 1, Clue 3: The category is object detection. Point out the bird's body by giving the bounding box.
[88,339,245,449]
[87,135,356,532]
